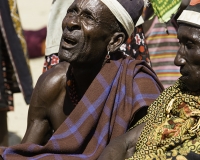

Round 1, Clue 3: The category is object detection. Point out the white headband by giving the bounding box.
[100,0,134,37]
[178,10,200,27]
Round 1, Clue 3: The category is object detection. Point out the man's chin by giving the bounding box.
[58,50,74,62]
[182,82,200,92]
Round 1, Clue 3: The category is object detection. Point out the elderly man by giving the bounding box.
[0,0,163,159]
[98,0,200,159]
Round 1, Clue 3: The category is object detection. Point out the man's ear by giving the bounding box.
[108,32,126,52]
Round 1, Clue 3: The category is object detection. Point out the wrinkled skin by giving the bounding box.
[59,0,125,67]
[174,25,200,91]
[21,0,126,145]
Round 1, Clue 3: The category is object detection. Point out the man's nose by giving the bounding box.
[174,45,186,66]
[62,15,81,31]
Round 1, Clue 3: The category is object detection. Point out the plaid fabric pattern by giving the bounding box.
[1,56,163,160]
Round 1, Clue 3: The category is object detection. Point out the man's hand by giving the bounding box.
[98,123,146,160]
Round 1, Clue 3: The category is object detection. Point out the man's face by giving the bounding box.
[58,0,116,67]
[174,25,200,91]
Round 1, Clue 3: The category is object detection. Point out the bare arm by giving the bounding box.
[21,74,53,145]
[98,123,146,160]
[21,62,69,145]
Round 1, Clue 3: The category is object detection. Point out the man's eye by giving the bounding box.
[82,13,94,20]
[185,41,194,49]
[67,9,76,16]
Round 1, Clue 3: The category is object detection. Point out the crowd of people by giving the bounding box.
[0,0,200,159]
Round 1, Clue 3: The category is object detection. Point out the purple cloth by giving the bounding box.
[24,27,47,58]
[1,55,163,160]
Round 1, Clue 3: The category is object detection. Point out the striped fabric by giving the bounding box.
[145,17,181,88]
[0,55,163,160]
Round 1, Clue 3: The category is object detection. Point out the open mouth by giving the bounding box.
[64,37,77,46]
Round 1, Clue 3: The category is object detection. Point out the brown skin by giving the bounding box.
[21,0,126,145]
[98,24,200,159]
[21,62,69,144]
[98,123,146,160]
[174,25,200,91]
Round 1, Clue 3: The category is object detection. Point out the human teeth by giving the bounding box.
[64,38,76,45]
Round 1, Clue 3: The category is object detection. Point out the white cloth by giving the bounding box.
[178,10,200,28]
[45,0,73,56]
[135,16,144,26]
[100,0,134,37]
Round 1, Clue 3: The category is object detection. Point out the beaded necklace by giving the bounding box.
[66,67,79,107]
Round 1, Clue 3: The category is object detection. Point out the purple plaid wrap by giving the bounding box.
[0,56,163,160]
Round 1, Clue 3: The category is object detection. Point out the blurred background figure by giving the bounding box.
[120,25,151,66]
[0,0,33,146]
[43,0,73,72]
[23,27,47,59]
[131,0,189,88]
[141,0,190,88]
[119,0,186,89]
[0,0,51,146]
[143,16,181,88]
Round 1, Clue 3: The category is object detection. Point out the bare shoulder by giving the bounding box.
[23,62,70,143]
[32,62,69,104]
[38,61,69,86]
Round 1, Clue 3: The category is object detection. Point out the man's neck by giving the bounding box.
[72,62,103,99]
